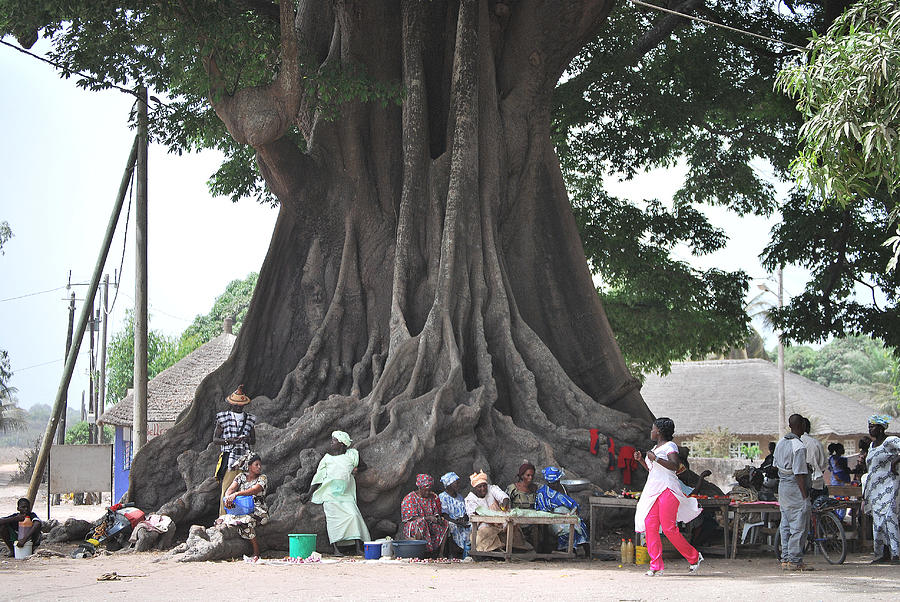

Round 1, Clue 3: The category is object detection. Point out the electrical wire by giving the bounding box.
[627,0,807,51]
[105,169,134,316]
[0,285,67,303]
[0,38,166,104]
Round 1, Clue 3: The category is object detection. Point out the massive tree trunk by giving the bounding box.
[130,0,653,558]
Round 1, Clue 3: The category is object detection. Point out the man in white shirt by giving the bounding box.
[774,414,811,571]
[801,417,828,499]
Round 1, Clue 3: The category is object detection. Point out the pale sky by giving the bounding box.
[1,40,804,413]
[0,43,277,410]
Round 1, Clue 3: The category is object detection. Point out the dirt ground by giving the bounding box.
[2,460,898,601]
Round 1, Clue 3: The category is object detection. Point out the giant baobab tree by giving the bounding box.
[142,0,653,558]
[4,0,859,559]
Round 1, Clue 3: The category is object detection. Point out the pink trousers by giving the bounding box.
[644,489,699,571]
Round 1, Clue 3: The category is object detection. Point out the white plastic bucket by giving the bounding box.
[14,540,33,559]
[381,540,393,558]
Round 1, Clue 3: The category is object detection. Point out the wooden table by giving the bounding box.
[469,514,579,561]
[588,496,731,558]
[729,502,781,559]
[729,497,870,558]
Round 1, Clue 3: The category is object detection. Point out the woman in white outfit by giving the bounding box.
[633,417,703,576]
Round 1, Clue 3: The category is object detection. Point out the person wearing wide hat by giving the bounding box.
[213,385,257,516]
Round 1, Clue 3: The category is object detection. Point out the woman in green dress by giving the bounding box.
[301,431,371,555]
[505,461,538,509]
[506,461,541,548]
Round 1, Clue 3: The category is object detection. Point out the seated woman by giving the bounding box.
[300,430,371,556]
[218,453,268,558]
[400,474,449,556]
[506,461,541,548]
[534,466,589,555]
[464,471,531,552]
[438,472,471,556]
[505,461,538,509]
[828,443,851,485]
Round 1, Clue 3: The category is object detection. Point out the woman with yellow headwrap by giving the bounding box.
[301,431,371,556]
[464,471,531,552]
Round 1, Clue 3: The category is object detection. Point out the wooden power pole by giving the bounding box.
[26,136,139,505]
[97,274,109,444]
[133,86,149,454]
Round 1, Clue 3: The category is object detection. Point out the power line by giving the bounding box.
[627,0,807,51]
[14,348,91,373]
[0,285,66,303]
[0,38,167,105]
[106,168,135,315]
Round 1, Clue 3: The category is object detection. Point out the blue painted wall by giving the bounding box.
[113,426,132,503]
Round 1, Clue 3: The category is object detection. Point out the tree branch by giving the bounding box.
[204,0,303,147]
[554,0,704,102]
[618,0,705,67]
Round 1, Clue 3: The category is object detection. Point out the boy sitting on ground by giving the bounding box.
[0,498,42,556]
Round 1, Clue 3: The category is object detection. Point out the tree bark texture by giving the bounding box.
[131,0,654,558]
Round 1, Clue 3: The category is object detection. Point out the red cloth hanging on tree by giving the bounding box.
[617,445,638,485]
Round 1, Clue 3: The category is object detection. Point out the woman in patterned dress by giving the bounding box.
[219,453,268,558]
[864,415,900,564]
[400,474,449,554]
[438,472,471,556]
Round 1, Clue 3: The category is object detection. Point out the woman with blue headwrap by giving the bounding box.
[865,415,900,564]
[301,430,371,556]
[535,466,589,554]
[438,472,471,555]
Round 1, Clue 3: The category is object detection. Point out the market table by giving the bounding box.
[588,496,731,558]
[469,514,579,561]
[728,501,781,559]
[728,495,869,559]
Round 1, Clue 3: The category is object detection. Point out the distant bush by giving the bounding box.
[12,437,42,484]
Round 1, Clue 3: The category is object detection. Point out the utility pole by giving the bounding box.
[88,309,96,444]
[133,85,149,454]
[26,135,139,506]
[777,266,785,437]
[98,274,109,444]
[56,290,75,446]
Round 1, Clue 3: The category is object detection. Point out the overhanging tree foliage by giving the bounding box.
[1,0,866,558]
[176,272,257,357]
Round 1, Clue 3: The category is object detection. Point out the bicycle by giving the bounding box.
[774,505,847,564]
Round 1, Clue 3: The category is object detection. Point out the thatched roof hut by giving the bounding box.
[99,327,236,429]
[640,359,874,453]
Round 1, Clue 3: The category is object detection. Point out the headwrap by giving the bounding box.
[226,384,251,406]
[469,471,489,487]
[416,474,434,488]
[868,415,891,427]
[440,472,460,487]
[542,466,564,483]
[233,451,260,472]
[518,461,536,477]
[332,430,352,447]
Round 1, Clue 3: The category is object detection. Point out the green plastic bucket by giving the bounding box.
[288,533,316,559]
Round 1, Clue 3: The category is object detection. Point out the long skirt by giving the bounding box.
[323,500,371,544]
[401,517,449,552]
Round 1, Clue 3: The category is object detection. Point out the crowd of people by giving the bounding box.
[171,386,899,570]
[773,413,900,569]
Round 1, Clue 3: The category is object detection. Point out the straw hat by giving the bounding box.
[226,385,251,406]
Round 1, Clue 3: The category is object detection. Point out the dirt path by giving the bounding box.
[2,461,897,601]
[2,552,898,601]
[0,463,111,524]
